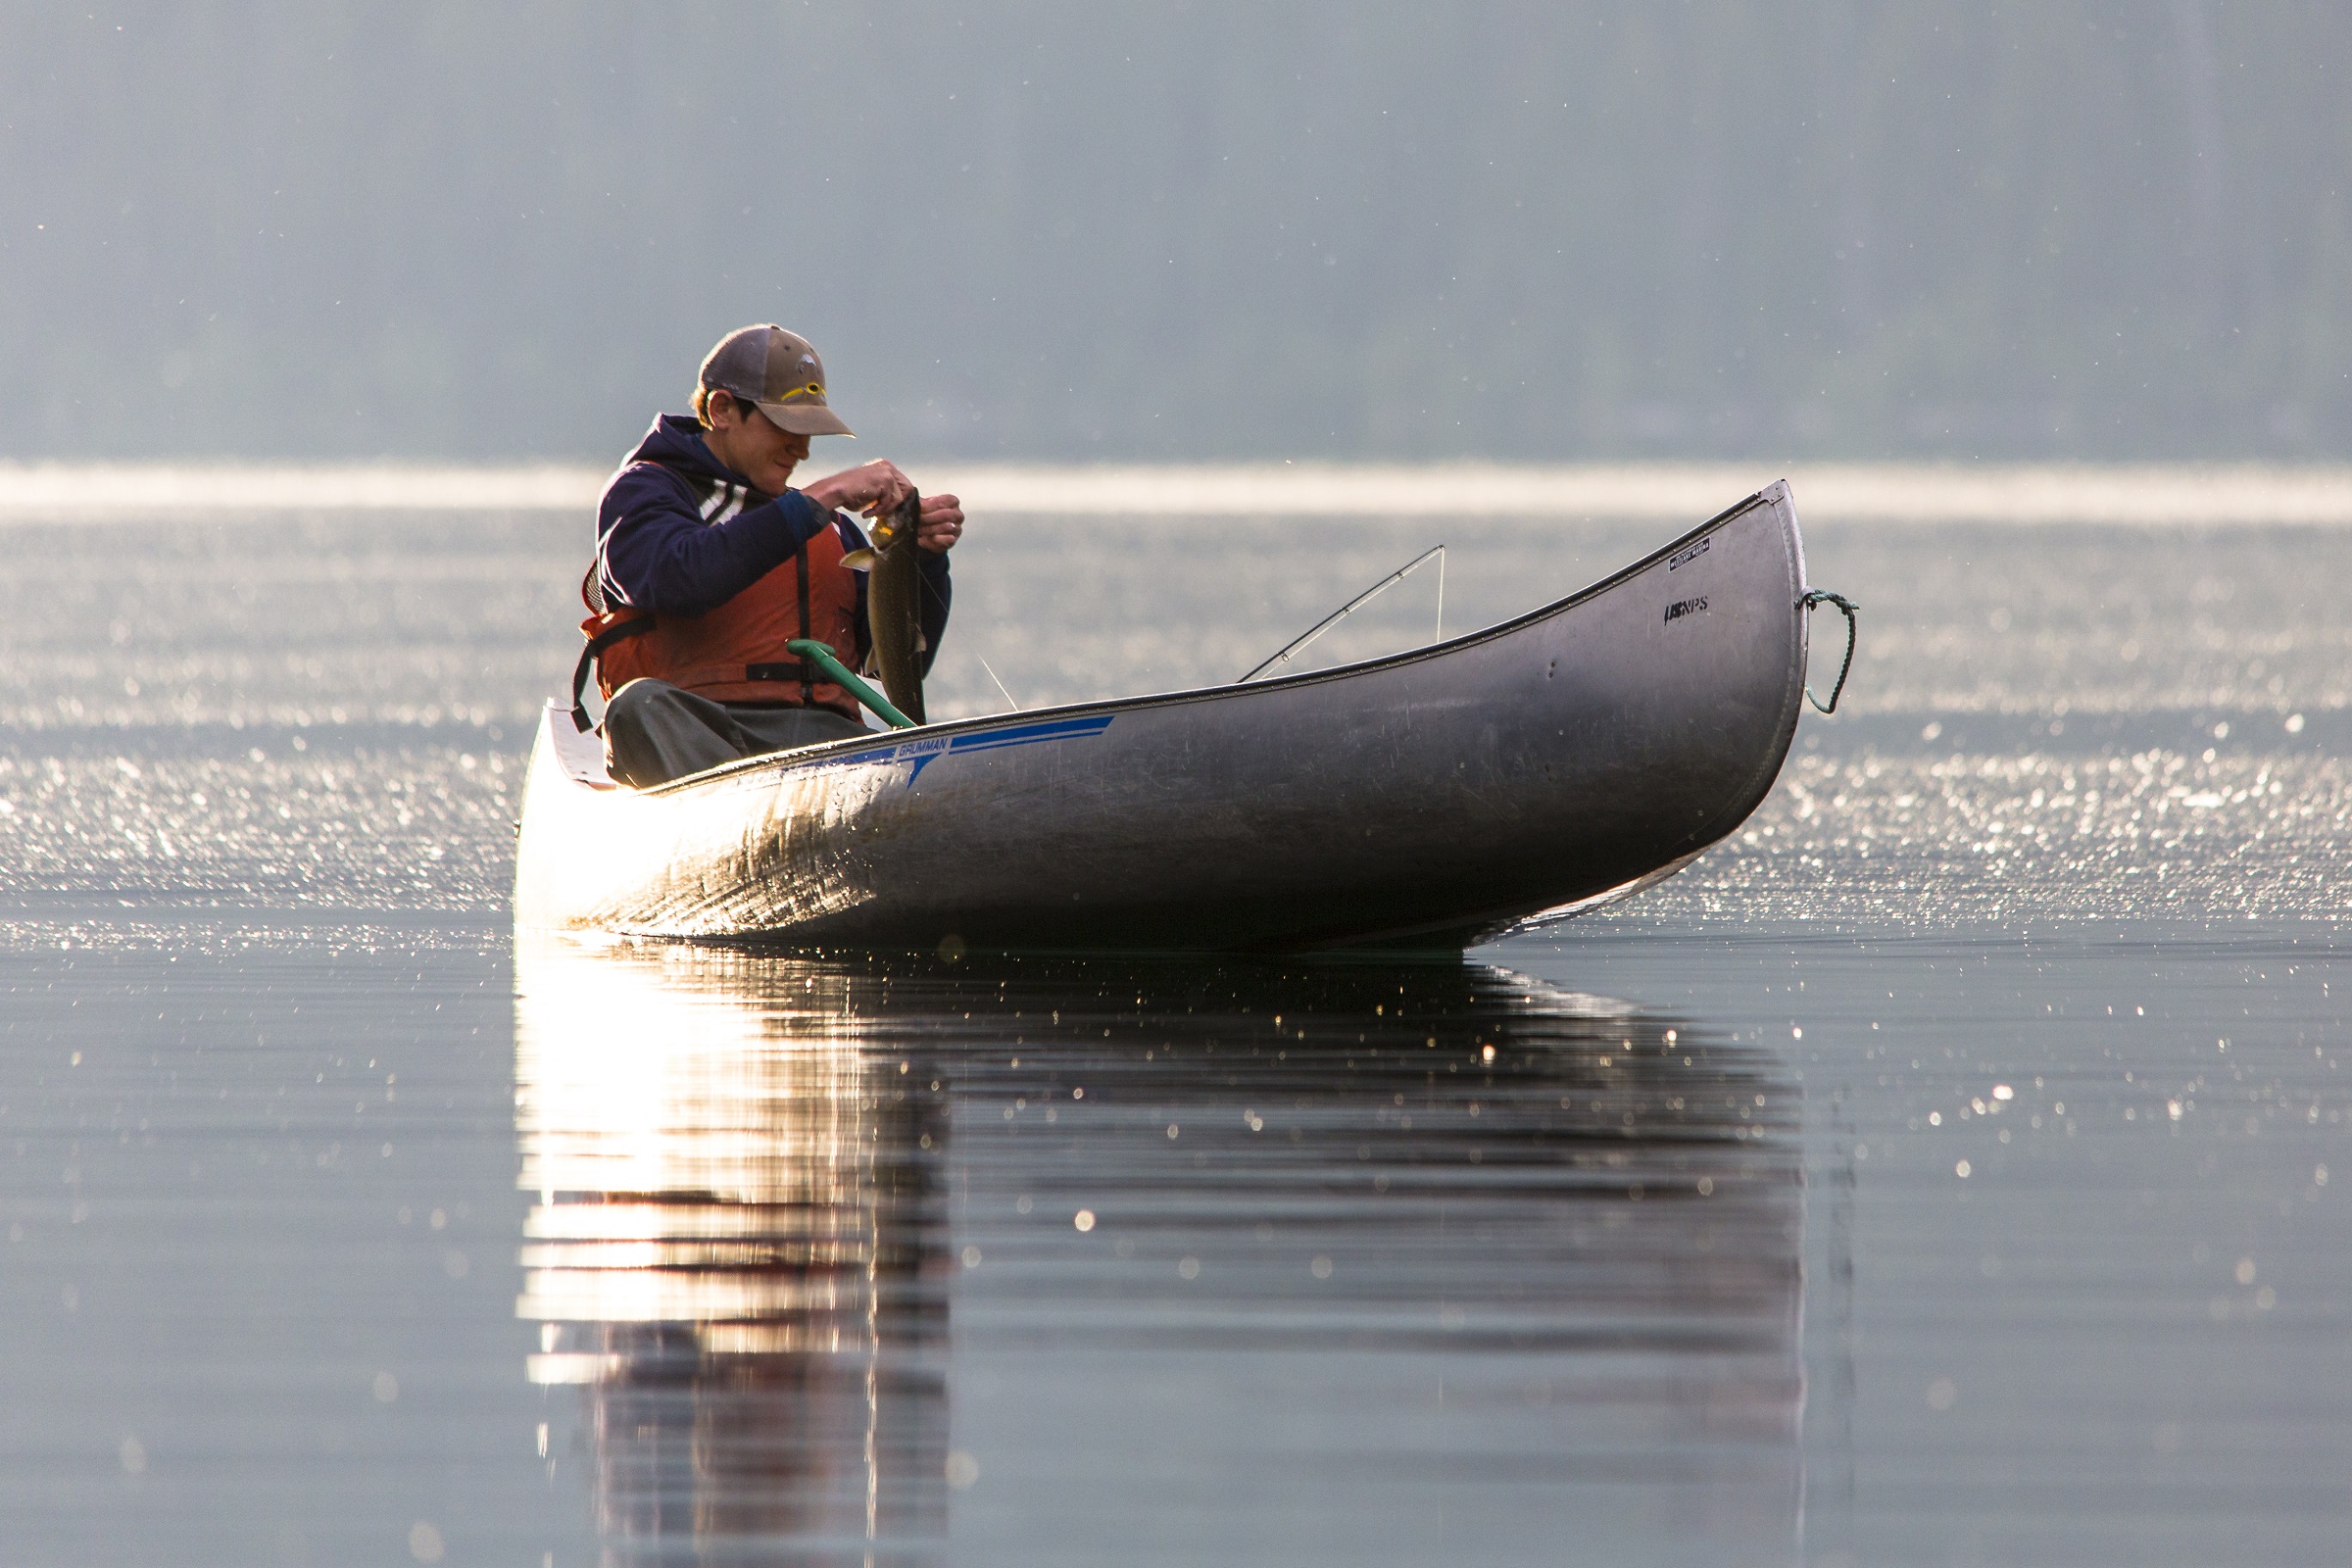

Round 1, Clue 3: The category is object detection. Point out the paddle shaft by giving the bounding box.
[786,638,917,729]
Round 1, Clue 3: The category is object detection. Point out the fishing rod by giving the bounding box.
[1236,544,1446,684]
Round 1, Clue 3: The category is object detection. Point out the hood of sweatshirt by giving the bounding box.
[621,414,751,488]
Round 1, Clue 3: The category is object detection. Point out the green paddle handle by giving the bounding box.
[786,639,918,730]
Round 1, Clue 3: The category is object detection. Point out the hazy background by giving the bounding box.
[8,1,2351,463]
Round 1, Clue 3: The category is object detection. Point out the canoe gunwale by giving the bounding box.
[625,482,1796,802]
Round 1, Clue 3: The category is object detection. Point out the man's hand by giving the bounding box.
[800,465,962,552]
[914,492,964,553]
[799,460,913,518]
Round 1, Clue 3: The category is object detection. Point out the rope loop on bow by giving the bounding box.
[1800,589,1859,714]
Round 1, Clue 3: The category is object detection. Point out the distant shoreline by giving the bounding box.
[5,460,2352,524]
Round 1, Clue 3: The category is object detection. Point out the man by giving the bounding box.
[578,324,963,787]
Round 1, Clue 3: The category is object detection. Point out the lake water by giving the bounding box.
[2,493,2346,1565]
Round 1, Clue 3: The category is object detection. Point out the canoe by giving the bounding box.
[514,481,1819,951]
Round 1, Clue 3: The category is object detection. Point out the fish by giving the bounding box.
[856,489,928,725]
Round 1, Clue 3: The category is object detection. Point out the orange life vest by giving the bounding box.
[574,506,864,728]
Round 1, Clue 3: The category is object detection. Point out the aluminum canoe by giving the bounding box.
[513,481,1817,951]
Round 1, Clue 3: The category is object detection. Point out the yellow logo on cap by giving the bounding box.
[773,382,825,403]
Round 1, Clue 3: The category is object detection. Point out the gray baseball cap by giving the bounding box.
[698,324,855,437]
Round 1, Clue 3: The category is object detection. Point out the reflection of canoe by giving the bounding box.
[512,938,1805,1562]
[514,483,1812,950]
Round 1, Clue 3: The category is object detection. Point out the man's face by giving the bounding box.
[706,397,811,495]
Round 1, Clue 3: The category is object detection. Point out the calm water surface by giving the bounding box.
[2,500,2347,1564]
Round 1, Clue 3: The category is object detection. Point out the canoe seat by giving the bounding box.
[543,700,620,789]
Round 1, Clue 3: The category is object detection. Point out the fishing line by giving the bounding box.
[1239,544,1447,683]
[906,555,1019,709]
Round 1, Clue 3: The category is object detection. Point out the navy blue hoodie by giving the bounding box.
[592,415,951,675]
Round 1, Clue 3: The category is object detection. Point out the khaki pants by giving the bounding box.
[602,678,870,788]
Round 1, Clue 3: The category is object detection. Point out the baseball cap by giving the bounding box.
[698,325,855,437]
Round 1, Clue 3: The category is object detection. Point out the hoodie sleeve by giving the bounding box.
[595,463,832,617]
[914,548,953,676]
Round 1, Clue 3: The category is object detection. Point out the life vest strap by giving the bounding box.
[795,547,815,704]
[571,615,656,732]
[661,663,863,719]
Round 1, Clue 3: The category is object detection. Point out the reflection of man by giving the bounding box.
[578,325,965,787]
[513,944,949,1554]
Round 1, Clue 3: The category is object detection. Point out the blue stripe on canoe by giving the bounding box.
[903,713,1114,780]
[950,714,1115,752]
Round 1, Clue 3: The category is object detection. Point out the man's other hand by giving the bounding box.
[914,492,964,553]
